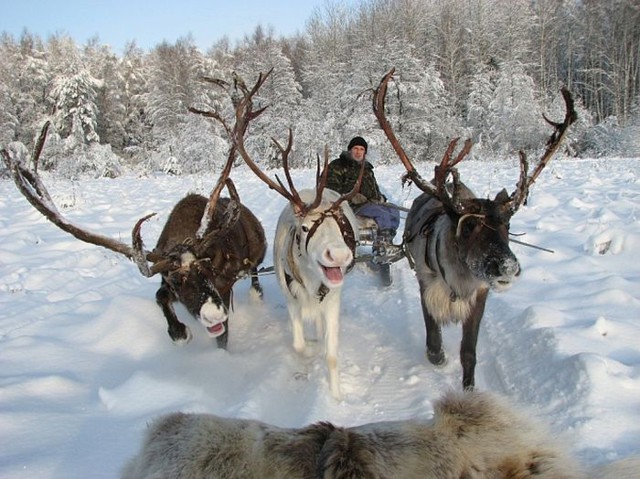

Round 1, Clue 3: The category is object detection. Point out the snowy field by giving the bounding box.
[1,156,639,478]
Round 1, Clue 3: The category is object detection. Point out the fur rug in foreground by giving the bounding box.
[122,390,638,479]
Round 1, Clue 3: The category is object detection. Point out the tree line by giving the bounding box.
[1,0,639,178]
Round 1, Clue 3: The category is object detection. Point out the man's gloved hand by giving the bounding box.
[351,193,367,205]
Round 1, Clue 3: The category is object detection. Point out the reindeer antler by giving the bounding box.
[189,71,275,250]
[373,68,435,194]
[207,70,363,216]
[508,87,577,214]
[434,138,473,214]
[373,68,473,215]
[198,70,303,209]
[269,129,313,213]
[1,122,159,277]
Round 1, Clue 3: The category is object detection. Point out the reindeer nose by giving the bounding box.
[487,256,520,279]
[324,244,353,266]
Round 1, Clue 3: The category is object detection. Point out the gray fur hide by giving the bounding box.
[121,390,625,479]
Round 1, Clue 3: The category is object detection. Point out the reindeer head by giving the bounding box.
[284,187,359,290]
[150,193,244,338]
[441,187,521,292]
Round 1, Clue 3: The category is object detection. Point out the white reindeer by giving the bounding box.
[272,187,359,398]
[227,76,363,398]
[239,133,362,399]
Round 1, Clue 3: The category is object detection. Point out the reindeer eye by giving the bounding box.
[459,217,477,237]
[301,225,310,233]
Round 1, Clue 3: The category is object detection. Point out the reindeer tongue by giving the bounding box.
[323,266,344,283]
[207,323,225,337]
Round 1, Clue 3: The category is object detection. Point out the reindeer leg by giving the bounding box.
[323,297,341,400]
[216,321,229,349]
[156,279,192,344]
[460,289,488,390]
[420,283,445,366]
[215,291,232,350]
[288,303,306,354]
[249,266,263,299]
[425,313,445,366]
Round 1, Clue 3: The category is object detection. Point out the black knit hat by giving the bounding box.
[347,136,368,153]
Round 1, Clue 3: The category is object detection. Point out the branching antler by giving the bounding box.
[434,138,473,214]
[200,70,363,216]
[374,68,576,217]
[189,72,276,251]
[0,122,159,277]
[508,87,577,213]
[373,68,435,194]
[2,94,257,279]
[267,128,314,213]
[373,68,473,215]
[268,135,364,214]
[191,71,287,200]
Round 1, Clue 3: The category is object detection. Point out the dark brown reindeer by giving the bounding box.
[373,68,576,390]
[1,78,269,348]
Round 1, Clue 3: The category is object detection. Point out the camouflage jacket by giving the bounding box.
[325,152,383,206]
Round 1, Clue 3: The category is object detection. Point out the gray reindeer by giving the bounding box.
[121,389,639,478]
[373,68,576,389]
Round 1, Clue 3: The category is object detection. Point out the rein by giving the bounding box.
[457,213,554,253]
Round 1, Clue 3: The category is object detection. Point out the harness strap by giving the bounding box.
[420,206,459,302]
[286,230,306,292]
[284,229,330,303]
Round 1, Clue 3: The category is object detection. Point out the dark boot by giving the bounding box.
[378,263,392,287]
[372,229,403,264]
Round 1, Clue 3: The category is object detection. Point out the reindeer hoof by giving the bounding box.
[216,331,228,349]
[253,284,264,297]
[249,285,264,302]
[427,349,446,366]
[170,325,192,345]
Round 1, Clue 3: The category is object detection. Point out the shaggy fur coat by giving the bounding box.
[121,390,639,479]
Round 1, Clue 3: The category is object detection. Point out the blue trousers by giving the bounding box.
[355,203,400,231]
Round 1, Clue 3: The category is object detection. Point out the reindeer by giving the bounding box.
[1,80,268,348]
[121,389,640,479]
[214,72,364,399]
[373,68,576,390]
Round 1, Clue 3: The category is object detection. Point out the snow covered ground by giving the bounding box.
[1,156,639,478]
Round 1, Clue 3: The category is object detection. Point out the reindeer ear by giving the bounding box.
[494,188,510,204]
[494,188,516,220]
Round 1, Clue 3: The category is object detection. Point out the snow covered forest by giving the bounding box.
[1,0,639,178]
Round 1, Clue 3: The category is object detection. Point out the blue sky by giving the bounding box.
[1,0,354,53]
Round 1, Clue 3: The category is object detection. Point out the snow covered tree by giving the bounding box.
[299,3,355,162]
[230,26,304,167]
[41,36,125,180]
[83,39,127,152]
[144,36,225,173]
[486,62,547,155]
[0,81,20,179]
[50,69,101,145]
[466,65,499,155]
[0,32,51,146]
[113,42,151,160]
